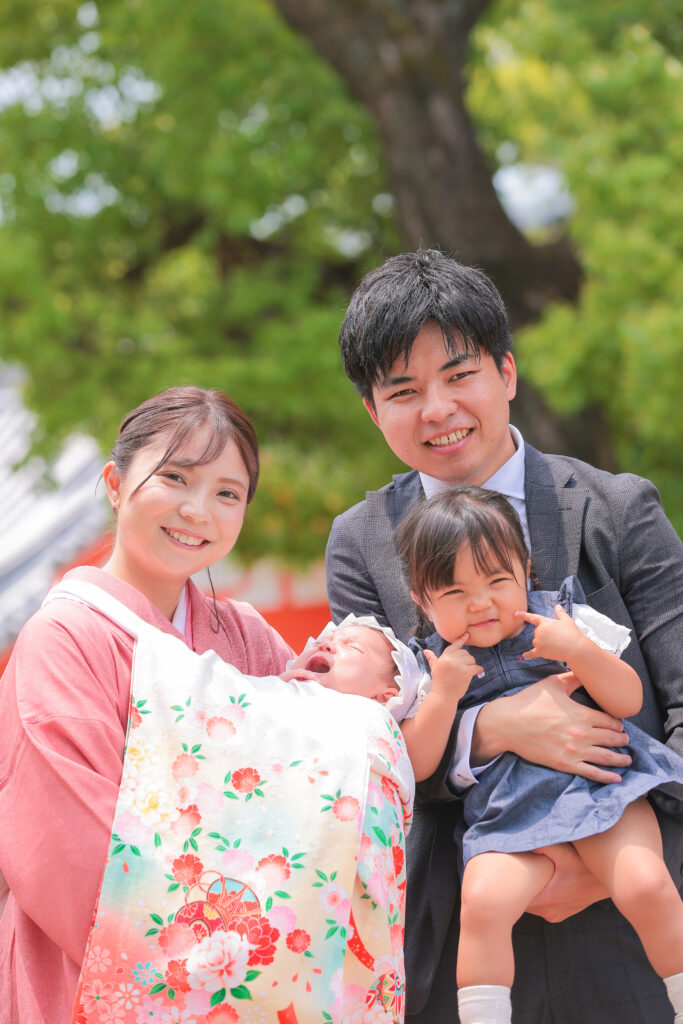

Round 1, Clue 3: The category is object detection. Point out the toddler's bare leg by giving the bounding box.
[457,850,554,988]
[573,797,683,978]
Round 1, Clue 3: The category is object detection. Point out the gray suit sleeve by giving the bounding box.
[614,476,683,752]
[325,507,391,627]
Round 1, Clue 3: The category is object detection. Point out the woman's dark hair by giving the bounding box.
[111,386,259,502]
[397,486,529,609]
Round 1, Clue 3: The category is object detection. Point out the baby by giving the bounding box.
[281,613,429,723]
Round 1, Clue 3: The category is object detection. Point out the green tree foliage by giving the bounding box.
[467,0,683,530]
[0,0,403,563]
[0,0,680,559]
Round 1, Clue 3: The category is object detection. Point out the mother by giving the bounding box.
[0,387,411,1023]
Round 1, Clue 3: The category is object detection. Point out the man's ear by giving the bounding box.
[500,351,517,402]
[102,461,122,510]
[362,397,381,428]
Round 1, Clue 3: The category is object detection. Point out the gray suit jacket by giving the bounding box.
[326,445,683,1023]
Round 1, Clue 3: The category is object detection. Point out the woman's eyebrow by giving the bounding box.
[215,476,248,488]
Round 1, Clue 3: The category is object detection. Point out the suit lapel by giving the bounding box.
[524,446,587,589]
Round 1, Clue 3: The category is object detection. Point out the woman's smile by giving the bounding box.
[161,527,210,548]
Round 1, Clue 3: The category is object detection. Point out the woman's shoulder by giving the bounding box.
[13,568,138,683]
[8,585,134,726]
[17,588,125,651]
[187,582,294,674]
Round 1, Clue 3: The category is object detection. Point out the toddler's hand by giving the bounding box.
[423,634,482,704]
[517,605,584,662]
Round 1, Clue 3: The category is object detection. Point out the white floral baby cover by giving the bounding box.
[45,582,414,1024]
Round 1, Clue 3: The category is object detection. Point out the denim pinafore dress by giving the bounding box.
[411,577,683,870]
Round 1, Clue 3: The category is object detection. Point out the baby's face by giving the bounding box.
[289,625,398,704]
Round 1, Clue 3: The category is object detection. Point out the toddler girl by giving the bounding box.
[396,485,683,1024]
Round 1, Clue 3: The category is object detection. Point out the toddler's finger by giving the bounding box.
[515,610,542,625]
[554,604,572,620]
[423,649,437,670]
[448,631,470,650]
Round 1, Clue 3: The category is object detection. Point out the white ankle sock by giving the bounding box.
[664,971,683,1022]
[457,985,512,1024]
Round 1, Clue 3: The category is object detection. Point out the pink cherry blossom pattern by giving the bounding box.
[172,752,200,781]
[157,921,197,957]
[206,716,237,740]
[254,852,291,888]
[332,795,360,822]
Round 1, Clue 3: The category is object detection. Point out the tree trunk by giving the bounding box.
[272,0,613,466]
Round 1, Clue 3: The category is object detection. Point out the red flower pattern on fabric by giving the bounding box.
[206,1006,240,1023]
[232,767,261,794]
[157,921,196,957]
[171,804,202,837]
[164,958,190,992]
[171,853,204,886]
[286,928,311,953]
[235,914,280,966]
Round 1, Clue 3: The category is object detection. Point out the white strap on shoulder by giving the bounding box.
[42,579,148,640]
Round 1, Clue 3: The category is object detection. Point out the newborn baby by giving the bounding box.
[281,613,429,722]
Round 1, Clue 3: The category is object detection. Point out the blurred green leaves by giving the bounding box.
[469,0,682,531]
[0,0,402,563]
[0,0,680,560]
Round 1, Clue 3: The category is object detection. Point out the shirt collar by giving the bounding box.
[419,425,526,500]
[171,584,188,636]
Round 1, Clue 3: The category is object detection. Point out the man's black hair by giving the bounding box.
[339,249,512,403]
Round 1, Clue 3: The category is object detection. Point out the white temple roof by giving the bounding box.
[0,366,108,647]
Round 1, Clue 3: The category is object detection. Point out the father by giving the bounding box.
[325,249,683,1023]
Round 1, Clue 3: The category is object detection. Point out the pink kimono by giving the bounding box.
[0,566,294,1024]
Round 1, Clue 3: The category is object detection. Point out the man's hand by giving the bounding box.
[528,843,609,922]
[424,634,482,706]
[472,672,631,783]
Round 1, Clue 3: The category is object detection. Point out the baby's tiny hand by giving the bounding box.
[424,634,482,704]
[516,605,584,663]
[279,668,319,683]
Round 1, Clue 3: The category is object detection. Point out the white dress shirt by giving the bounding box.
[418,424,528,789]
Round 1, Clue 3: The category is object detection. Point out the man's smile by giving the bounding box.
[426,428,473,448]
